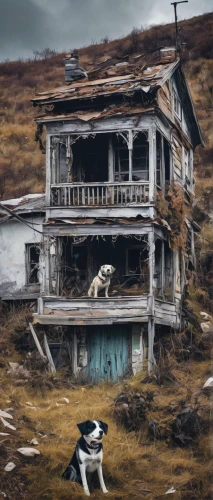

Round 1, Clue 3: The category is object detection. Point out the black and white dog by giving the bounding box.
[62,420,108,496]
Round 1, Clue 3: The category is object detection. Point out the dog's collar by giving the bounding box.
[98,272,108,283]
[86,442,100,450]
[82,436,101,449]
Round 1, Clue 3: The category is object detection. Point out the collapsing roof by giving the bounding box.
[32,60,179,106]
[0,194,45,222]
[32,48,203,148]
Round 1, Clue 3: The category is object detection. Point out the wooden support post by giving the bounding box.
[44,334,56,373]
[161,239,165,297]
[44,235,50,295]
[46,134,51,207]
[37,297,44,315]
[148,318,155,372]
[108,134,114,182]
[128,130,133,181]
[148,228,155,371]
[161,135,165,193]
[29,323,46,360]
[148,229,155,298]
[148,125,156,202]
[72,329,78,376]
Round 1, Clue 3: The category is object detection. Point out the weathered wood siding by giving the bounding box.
[157,81,172,121]
[35,295,149,325]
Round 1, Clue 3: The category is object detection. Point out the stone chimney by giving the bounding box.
[64,53,87,83]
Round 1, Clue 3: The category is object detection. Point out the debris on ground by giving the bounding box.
[17,447,40,457]
[4,462,16,472]
[113,388,154,431]
[203,377,213,388]
[171,407,200,446]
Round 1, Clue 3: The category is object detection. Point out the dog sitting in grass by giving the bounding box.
[62,420,108,496]
[88,265,115,298]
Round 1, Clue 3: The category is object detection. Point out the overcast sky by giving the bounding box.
[0,0,212,61]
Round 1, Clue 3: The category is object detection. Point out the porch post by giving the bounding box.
[161,239,165,297]
[46,134,51,220]
[43,234,50,295]
[148,124,156,202]
[148,318,155,372]
[128,130,133,181]
[148,228,155,371]
[108,134,114,182]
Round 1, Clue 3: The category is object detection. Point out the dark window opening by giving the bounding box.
[26,244,40,284]
[132,133,149,181]
[156,132,171,186]
[154,239,163,294]
[156,132,162,186]
[72,135,108,183]
[126,246,149,291]
[174,90,182,119]
[61,238,88,296]
[59,141,68,183]
[164,140,170,182]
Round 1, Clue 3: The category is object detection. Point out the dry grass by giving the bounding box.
[0,305,212,499]
[0,340,212,500]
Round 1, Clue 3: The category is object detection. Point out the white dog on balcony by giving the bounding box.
[88,265,115,298]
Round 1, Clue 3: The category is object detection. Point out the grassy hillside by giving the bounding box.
[0,12,212,200]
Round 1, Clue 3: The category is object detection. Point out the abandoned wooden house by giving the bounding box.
[31,48,203,381]
[0,195,45,300]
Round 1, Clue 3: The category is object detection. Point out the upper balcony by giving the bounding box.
[51,181,149,207]
[46,128,171,217]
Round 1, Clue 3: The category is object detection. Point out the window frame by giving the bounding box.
[114,144,149,182]
[173,89,182,120]
[25,243,40,285]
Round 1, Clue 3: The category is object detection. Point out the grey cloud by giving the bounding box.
[0,0,212,61]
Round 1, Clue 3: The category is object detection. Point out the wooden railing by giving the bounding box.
[50,182,149,207]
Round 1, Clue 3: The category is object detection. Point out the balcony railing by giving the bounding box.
[50,182,149,207]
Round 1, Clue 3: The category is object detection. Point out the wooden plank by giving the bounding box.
[29,323,46,360]
[45,135,51,207]
[46,116,153,134]
[33,315,149,326]
[43,221,154,236]
[108,134,114,182]
[149,125,155,202]
[43,334,56,373]
[148,318,155,372]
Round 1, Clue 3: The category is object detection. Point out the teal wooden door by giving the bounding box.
[87,325,130,382]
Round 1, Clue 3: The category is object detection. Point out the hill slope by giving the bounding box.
[0,12,212,200]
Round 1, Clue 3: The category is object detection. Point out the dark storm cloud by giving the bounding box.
[0,0,212,61]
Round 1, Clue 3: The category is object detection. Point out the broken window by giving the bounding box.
[114,141,129,181]
[156,131,171,187]
[156,132,162,187]
[184,148,190,185]
[72,135,108,182]
[61,238,88,295]
[114,133,149,182]
[25,244,40,284]
[174,89,182,119]
[132,134,149,181]
[126,245,149,291]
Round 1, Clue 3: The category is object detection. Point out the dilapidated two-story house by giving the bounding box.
[31,48,203,381]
